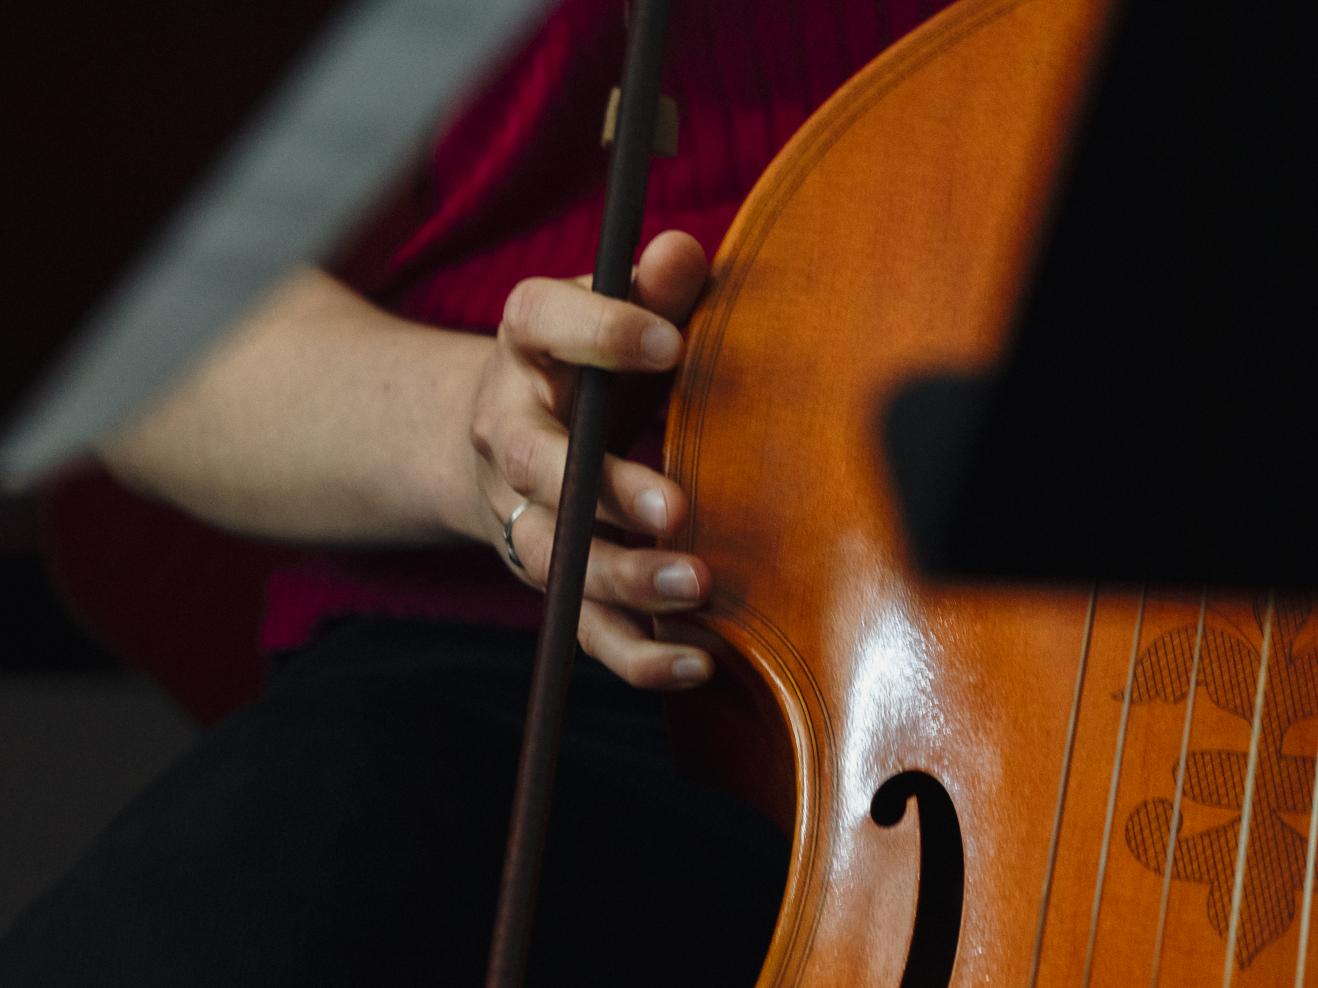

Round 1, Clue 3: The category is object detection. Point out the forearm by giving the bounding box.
[98,268,490,544]
[101,231,722,688]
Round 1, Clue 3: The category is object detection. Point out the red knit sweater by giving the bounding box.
[260,0,952,652]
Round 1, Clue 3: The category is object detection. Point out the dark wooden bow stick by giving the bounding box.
[485,2,672,985]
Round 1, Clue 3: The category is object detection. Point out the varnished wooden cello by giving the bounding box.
[658,0,1318,983]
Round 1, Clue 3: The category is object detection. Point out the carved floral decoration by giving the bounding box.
[1121,598,1318,969]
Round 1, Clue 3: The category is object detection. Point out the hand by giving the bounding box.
[464,231,713,690]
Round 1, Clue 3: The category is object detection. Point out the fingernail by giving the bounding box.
[641,323,681,367]
[671,654,712,685]
[634,488,668,531]
[655,561,700,600]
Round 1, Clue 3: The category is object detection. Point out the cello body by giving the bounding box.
[661,0,1318,983]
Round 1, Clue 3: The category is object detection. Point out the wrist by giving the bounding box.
[389,329,493,546]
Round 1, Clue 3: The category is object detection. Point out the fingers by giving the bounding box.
[502,500,710,614]
[499,230,707,373]
[499,502,714,690]
[502,278,685,372]
[577,601,713,690]
[480,230,714,690]
[477,411,687,536]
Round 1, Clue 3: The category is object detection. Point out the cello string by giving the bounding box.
[1082,586,1149,987]
[1221,592,1277,988]
[1148,590,1210,988]
[1028,583,1099,987]
[1294,726,1318,987]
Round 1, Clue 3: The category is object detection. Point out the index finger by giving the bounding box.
[500,277,684,372]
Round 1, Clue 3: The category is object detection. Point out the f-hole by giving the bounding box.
[872,771,965,987]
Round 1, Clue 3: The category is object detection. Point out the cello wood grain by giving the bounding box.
[660,0,1318,983]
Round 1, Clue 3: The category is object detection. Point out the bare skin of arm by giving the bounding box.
[100,231,713,689]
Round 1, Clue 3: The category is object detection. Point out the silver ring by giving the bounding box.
[503,498,531,570]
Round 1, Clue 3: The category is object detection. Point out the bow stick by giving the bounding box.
[485,2,672,985]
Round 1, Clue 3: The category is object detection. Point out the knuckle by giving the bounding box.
[501,278,548,342]
[524,536,550,588]
[587,302,634,362]
[499,429,544,495]
[468,411,496,461]
[624,653,669,690]
[603,553,641,604]
[576,613,604,660]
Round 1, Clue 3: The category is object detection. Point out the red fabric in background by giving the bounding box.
[46,0,953,720]
[45,467,295,722]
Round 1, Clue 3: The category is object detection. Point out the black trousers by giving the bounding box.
[0,618,787,986]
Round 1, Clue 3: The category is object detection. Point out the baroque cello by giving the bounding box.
[660,0,1318,983]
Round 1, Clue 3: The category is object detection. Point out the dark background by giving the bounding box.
[2,0,353,685]
[1,0,348,426]
[1,1,346,932]
[886,0,1316,588]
